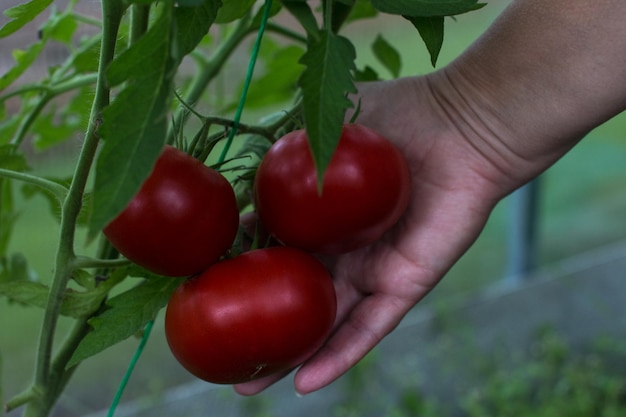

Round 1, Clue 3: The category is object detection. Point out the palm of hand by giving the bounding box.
[236,77,504,396]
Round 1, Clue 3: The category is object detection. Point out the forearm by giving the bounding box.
[431,0,626,188]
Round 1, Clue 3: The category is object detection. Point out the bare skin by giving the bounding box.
[235,0,626,396]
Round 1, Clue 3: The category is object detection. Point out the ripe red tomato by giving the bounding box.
[103,145,239,277]
[164,247,337,384]
[254,123,411,254]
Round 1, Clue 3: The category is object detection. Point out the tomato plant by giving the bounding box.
[0,0,485,414]
[103,145,239,277]
[164,246,337,384]
[254,123,412,254]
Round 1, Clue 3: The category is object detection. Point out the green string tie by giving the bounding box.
[107,1,273,415]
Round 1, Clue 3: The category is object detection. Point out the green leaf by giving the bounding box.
[0,41,45,91]
[0,182,18,256]
[31,106,81,150]
[406,15,444,66]
[0,253,34,283]
[0,0,53,38]
[372,34,401,78]
[0,267,124,317]
[345,0,378,24]
[21,176,92,226]
[90,7,177,238]
[215,0,254,24]
[67,275,184,368]
[40,10,78,44]
[0,145,28,171]
[281,1,319,39]
[71,34,102,74]
[354,65,379,82]
[298,30,356,187]
[177,0,207,6]
[0,114,21,146]
[251,0,282,27]
[370,0,485,17]
[174,0,221,60]
[234,133,273,161]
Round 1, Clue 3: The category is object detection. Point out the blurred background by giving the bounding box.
[2,1,626,416]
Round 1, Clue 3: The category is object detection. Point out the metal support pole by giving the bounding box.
[506,178,541,284]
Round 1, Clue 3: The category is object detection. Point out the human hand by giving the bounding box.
[234,76,513,396]
[234,0,626,396]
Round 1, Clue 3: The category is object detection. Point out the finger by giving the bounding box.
[293,292,416,395]
[233,369,292,396]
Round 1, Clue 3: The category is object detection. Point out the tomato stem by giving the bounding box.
[72,256,131,270]
[0,169,68,201]
[23,1,127,415]
[167,15,257,144]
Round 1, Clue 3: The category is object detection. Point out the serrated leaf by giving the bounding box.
[90,7,177,238]
[215,0,254,24]
[20,176,74,224]
[174,0,221,60]
[67,276,184,368]
[0,267,124,316]
[0,41,45,91]
[370,0,485,17]
[0,0,53,38]
[372,34,401,78]
[353,65,379,82]
[298,30,356,187]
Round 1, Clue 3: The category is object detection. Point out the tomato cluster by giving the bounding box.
[106,123,409,385]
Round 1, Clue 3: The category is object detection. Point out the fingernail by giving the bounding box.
[295,390,305,398]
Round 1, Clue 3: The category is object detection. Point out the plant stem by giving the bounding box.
[23,1,126,415]
[167,15,256,143]
[265,22,307,44]
[0,73,96,104]
[72,256,130,270]
[0,169,68,201]
[10,94,51,147]
[44,318,94,412]
[129,3,150,45]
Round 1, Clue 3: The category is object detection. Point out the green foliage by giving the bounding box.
[67,271,185,368]
[407,16,444,66]
[462,329,626,417]
[333,329,626,417]
[372,34,402,77]
[370,0,485,17]
[298,30,357,187]
[0,0,53,38]
[0,269,119,318]
[90,6,178,238]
